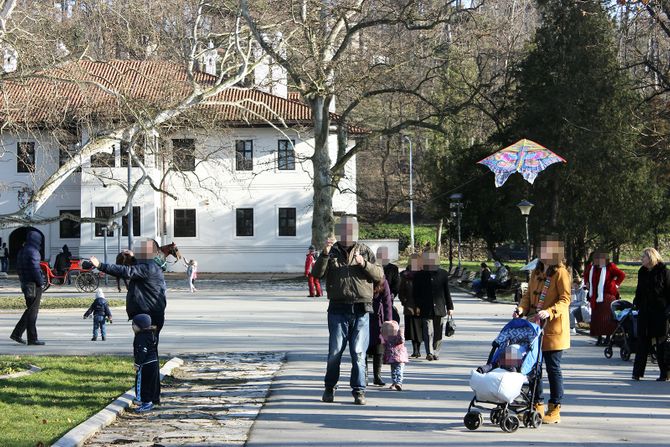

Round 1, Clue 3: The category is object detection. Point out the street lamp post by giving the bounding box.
[404,135,415,252]
[449,193,463,268]
[127,145,134,251]
[102,224,109,285]
[517,199,534,265]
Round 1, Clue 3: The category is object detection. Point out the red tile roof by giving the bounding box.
[0,60,365,132]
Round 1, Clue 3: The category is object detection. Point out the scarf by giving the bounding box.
[531,276,552,324]
[588,265,607,303]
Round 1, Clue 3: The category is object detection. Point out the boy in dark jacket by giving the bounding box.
[11,230,46,345]
[83,289,113,341]
[132,313,160,413]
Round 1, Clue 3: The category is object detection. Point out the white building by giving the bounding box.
[0,60,359,272]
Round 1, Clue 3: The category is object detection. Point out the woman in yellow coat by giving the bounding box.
[514,238,571,424]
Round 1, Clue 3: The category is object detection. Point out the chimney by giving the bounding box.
[253,33,287,99]
[2,46,17,73]
[201,41,218,76]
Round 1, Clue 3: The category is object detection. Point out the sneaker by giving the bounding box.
[426,354,434,361]
[322,387,334,403]
[432,355,439,361]
[132,398,142,405]
[135,402,154,413]
[353,392,366,405]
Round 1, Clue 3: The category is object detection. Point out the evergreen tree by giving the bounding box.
[510,0,652,262]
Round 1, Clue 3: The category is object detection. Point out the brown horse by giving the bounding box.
[114,241,181,292]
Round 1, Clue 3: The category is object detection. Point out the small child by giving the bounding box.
[83,289,112,341]
[132,313,160,413]
[183,258,198,292]
[304,245,322,297]
[381,320,409,391]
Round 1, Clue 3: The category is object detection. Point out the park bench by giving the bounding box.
[458,270,477,286]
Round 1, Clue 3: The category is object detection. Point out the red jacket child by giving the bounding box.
[305,246,322,297]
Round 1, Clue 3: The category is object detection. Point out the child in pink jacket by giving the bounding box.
[382,320,409,390]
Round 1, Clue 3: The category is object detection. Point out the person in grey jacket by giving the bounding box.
[312,215,384,405]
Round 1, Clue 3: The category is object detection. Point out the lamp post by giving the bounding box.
[102,224,109,285]
[404,135,415,252]
[517,199,534,265]
[449,193,463,268]
[127,144,134,251]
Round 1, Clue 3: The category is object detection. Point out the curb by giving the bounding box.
[52,356,184,447]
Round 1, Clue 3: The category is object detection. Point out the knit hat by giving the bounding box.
[132,313,152,330]
[95,289,105,300]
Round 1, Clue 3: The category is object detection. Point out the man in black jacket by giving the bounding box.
[11,230,46,345]
[413,250,454,361]
[89,239,167,338]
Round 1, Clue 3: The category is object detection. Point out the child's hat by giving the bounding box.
[132,313,152,329]
[308,245,315,251]
[95,289,105,299]
[381,320,399,338]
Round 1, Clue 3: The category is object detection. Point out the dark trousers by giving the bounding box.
[633,335,667,379]
[135,361,161,404]
[535,350,564,405]
[12,283,42,342]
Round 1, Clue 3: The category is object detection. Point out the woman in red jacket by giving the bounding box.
[583,251,625,345]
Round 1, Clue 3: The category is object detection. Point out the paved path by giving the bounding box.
[1,280,669,445]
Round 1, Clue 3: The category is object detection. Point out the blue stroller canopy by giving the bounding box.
[491,318,542,375]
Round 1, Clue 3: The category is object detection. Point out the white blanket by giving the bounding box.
[469,368,526,404]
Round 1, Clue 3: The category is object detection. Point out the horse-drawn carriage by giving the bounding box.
[39,258,100,293]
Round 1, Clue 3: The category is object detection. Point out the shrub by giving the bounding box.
[360,223,438,251]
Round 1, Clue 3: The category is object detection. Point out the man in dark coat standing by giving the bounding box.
[413,250,454,361]
[89,239,167,338]
[11,230,46,345]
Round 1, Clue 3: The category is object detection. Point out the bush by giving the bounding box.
[360,223,438,251]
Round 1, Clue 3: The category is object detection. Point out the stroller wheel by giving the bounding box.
[500,414,520,433]
[620,346,631,361]
[604,346,613,359]
[490,409,506,425]
[464,411,482,430]
[528,410,543,429]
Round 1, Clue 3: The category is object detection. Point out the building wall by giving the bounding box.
[0,127,357,272]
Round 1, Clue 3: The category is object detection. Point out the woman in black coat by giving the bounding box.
[367,278,393,386]
[632,248,670,381]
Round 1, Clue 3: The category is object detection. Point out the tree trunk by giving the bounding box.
[310,96,335,247]
[436,218,443,257]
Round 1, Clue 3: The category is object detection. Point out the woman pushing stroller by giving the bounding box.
[514,236,571,424]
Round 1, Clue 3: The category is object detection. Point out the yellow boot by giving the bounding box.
[533,402,545,416]
[543,403,561,423]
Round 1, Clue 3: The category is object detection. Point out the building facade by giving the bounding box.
[0,61,357,272]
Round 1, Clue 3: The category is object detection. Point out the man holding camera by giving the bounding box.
[312,215,384,405]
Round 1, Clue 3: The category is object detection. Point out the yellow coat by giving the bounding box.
[518,265,571,352]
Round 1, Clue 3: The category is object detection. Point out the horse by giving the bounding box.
[114,241,181,292]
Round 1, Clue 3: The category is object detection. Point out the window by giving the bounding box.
[278,140,295,170]
[59,210,80,238]
[94,206,114,237]
[90,147,115,168]
[17,142,35,172]
[236,208,254,236]
[120,141,145,167]
[122,206,141,237]
[172,139,195,171]
[174,209,196,237]
[235,140,253,171]
[278,207,296,236]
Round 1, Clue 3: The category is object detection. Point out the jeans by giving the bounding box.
[324,310,370,394]
[12,282,42,342]
[535,350,564,405]
[1,258,8,272]
[471,279,483,294]
[93,315,106,338]
[391,363,405,385]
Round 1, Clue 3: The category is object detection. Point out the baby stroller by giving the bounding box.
[464,318,543,433]
[604,300,638,361]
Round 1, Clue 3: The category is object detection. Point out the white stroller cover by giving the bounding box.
[469,368,526,404]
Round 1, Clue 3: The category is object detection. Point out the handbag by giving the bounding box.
[23,282,37,300]
[445,315,456,337]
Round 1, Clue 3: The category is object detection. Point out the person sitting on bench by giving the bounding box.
[486,261,510,301]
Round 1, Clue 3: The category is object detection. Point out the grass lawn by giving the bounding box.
[0,297,125,310]
[0,355,134,447]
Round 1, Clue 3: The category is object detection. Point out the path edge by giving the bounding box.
[52,356,184,447]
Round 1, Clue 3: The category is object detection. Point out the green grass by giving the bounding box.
[0,297,125,310]
[0,360,31,376]
[0,355,134,447]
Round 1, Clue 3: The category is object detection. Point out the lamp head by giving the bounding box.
[517,199,534,216]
